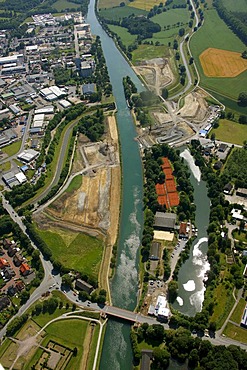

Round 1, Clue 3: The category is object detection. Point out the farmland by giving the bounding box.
[99,6,146,19]
[108,24,137,46]
[52,0,80,11]
[190,8,247,102]
[224,0,247,12]
[200,48,247,78]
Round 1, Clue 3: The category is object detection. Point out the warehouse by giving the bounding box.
[2,170,27,188]
[59,99,71,109]
[17,149,39,163]
[40,85,65,100]
[34,106,54,115]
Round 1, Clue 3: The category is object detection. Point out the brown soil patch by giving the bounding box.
[134,57,173,95]
[178,91,208,122]
[200,48,247,77]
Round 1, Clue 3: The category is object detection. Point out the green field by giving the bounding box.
[210,119,247,145]
[223,322,247,343]
[224,0,247,12]
[36,226,103,280]
[151,8,190,29]
[99,0,130,9]
[2,141,21,156]
[99,5,147,19]
[65,175,82,193]
[132,44,170,64]
[52,0,80,11]
[108,24,137,46]
[210,284,235,329]
[230,298,246,324]
[190,9,247,102]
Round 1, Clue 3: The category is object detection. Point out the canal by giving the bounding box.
[86,0,144,369]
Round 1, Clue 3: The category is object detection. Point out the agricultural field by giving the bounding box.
[210,119,247,145]
[190,8,247,102]
[128,0,165,11]
[99,5,147,19]
[200,48,247,78]
[35,226,103,280]
[99,0,130,9]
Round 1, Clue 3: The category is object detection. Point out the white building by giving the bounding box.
[17,149,39,163]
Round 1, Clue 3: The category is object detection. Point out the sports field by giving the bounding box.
[200,48,247,78]
[190,9,247,102]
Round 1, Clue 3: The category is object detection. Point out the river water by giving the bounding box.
[86,1,144,369]
[86,1,211,366]
[172,149,210,316]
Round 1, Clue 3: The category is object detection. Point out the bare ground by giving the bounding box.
[134,58,174,95]
[178,91,208,122]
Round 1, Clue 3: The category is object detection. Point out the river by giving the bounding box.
[172,149,210,316]
[86,1,144,369]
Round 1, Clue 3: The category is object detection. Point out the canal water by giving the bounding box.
[86,1,144,369]
[172,149,210,316]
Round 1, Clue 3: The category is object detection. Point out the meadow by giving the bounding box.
[210,119,247,145]
[190,8,247,102]
[99,5,147,19]
[132,44,170,64]
[52,0,80,11]
[224,0,247,12]
[36,226,103,280]
[108,24,137,46]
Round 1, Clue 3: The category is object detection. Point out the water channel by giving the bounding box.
[86,1,211,367]
[172,149,210,316]
[86,1,144,369]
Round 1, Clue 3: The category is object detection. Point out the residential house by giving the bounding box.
[75,279,94,294]
[7,285,17,296]
[8,245,17,257]
[0,258,9,269]
[3,267,15,280]
[13,253,24,267]
[223,183,233,195]
[3,239,12,249]
[15,281,25,292]
[20,263,31,276]
[0,296,10,311]
[179,222,188,239]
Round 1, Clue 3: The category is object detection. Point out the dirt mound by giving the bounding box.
[134,58,173,95]
[178,92,208,122]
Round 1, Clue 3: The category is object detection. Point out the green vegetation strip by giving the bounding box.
[230,298,246,324]
[224,322,247,343]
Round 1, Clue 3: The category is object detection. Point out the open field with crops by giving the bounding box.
[200,48,247,78]
[190,8,247,102]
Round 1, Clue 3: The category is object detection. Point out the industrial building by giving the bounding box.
[2,170,27,188]
[59,99,71,109]
[17,149,39,163]
[0,54,23,65]
[40,85,65,101]
[34,106,54,115]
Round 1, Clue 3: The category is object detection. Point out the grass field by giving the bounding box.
[210,284,235,329]
[223,322,247,343]
[99,5,147,19]
[224,0,247,12]
[200,48,247,78]
[132,44,169,64]
[65,175,82,193]
[52,0,80,11]
[2,141,21,156]
[230,298,246,324]
[36,226,103,280]
[210,119,247,145]
[190,9,247,102]
[108,24,137,46]
[0,161,11,172]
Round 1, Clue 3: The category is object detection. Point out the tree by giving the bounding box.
[62,274,73,288]
[238,92,247,106]
[152,347,170,369]
[161,88,168,99]
[20,290,30,304]
[178,28,185,37]
[168,281,178,303]
[73,347,78,356]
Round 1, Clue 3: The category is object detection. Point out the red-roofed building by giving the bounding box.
[179,222,188,239]
[0,258,9,269]
[20,263,31,276]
